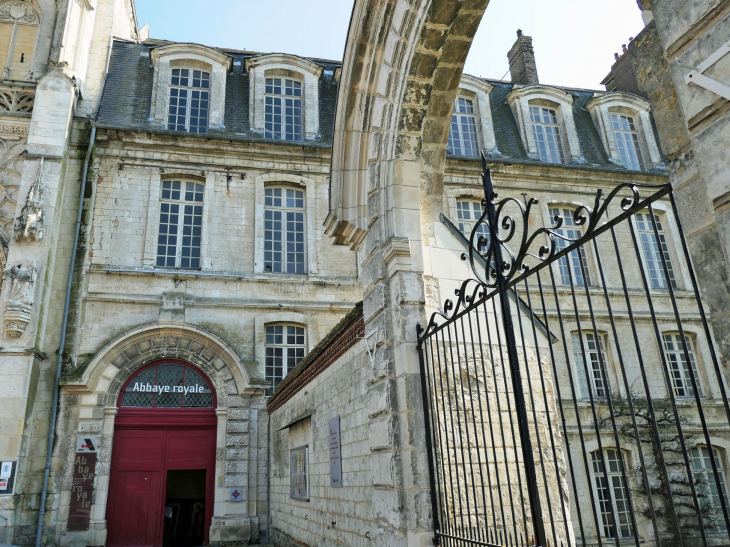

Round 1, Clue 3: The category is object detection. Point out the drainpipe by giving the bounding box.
[34,31,115,547]
[34,120,96,547]
[266,411,271,543]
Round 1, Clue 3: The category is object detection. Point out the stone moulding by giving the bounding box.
[14,157,44,241]
[3,258,36,338]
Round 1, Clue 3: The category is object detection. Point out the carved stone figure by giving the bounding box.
[14,157,43,241]
[3,258,36,338]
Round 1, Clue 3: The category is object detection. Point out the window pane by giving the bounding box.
[610,114,645,171]
[531,107,565,164]
[265,187,306,274]
[265,324,307,396]
[550,208,589,286]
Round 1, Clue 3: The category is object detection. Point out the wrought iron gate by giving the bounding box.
[417,158,730,547]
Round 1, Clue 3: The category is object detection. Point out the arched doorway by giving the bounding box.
[106,360,217,547]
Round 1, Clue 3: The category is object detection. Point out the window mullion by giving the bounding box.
[176,198,184,267]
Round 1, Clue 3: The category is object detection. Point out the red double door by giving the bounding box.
[106,414,216,547]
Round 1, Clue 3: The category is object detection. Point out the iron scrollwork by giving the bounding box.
[418,155,672,341]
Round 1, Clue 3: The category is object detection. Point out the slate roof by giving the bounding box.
[96,38,668,174]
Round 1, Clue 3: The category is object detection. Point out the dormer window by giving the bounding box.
[507,85,583,164]
[448,98,479,157]
[530,106,565,164]
[610,114,644,171]
[168,69,210,134]
[265,78,303,141]
[149,44,231,133]
[246,54,323,142]
[586,92,661,171]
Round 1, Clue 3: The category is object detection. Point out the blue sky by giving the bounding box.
[135,0,645,90]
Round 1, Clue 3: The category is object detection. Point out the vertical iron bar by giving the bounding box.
[608,221,683,545]
[473,301,504,533]
[482,162,547,547]
[563,241,620,547]
[417,328,443,546]
[590,232,659,543]
[535,269,585,547]
[646,201,730,532]
[454,315,482,540]
[514,281,558,547]
[435,328,464,538]
[628,216,708,544]
[465,308,497,540]
[548,264,604,547]
[575,236,640,545]
[490,296,522,539]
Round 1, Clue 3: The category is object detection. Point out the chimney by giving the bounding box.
[508,29,539,85]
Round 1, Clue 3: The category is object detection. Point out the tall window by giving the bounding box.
[265,78,303,141]
[264,187,306,274]
[610,114,644,171]
[550,207,591,287]
[592,450,633,539]
[157,181,204,269]
[663,333,703,398]
[456,200,490,250]
[167,69,210,133]
[572,332,610,399]
[636,212,677,290]
[448,98,479,157]
[265,324,306,395]
[530,106,565,164]
[691,447,729,531]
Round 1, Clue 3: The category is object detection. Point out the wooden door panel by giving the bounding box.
[107,471,162,547]
[166,430,215,469]
[111,430,166,470]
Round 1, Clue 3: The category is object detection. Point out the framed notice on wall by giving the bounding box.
[290,446,309,501]
[0,461,17,495]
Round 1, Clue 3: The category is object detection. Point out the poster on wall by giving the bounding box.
[0,461,17,495]
[290,446,309,501]
[329,416,342,487]
[67,436,99,531]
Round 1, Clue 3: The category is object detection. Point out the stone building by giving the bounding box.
[0,0,727,547]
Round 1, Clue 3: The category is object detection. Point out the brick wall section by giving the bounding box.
[268,302,364,413]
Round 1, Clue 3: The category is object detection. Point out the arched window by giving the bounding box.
[591,449,633,539]
[610,113,644,171]
[120,362,214,408]
[167,68,210,133]
[265,323,306,395]
[156,179,204,269]
[448,97,479,157]
[691,446,729,531]
[572,331,610,399]
[456,199,489,252]
[0,1,40,82]
[264,186,306,274]
[550,206,591,287]
[265,77,303,141]
[530,105,565,164]
[635,210,677,290]
[663,332,702,398]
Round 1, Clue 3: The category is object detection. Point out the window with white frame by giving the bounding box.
[530,106,565,164]
[265,78,303,141]
[550,207,591,287]
[264,187,306,274]
[456,200,489,251]
[167,69,210,133]
[610,114,645,171]
[156,181,204,269]
[265,324,306,395]
[635,212,677,290]
[591,449,633,540]
[691,446,729,531]
[663,333,703,398]
[448,98,479,157]
[572,332,610,399]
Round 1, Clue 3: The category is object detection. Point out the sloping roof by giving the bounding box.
[96,39,668,174]
[96,40,339,147]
